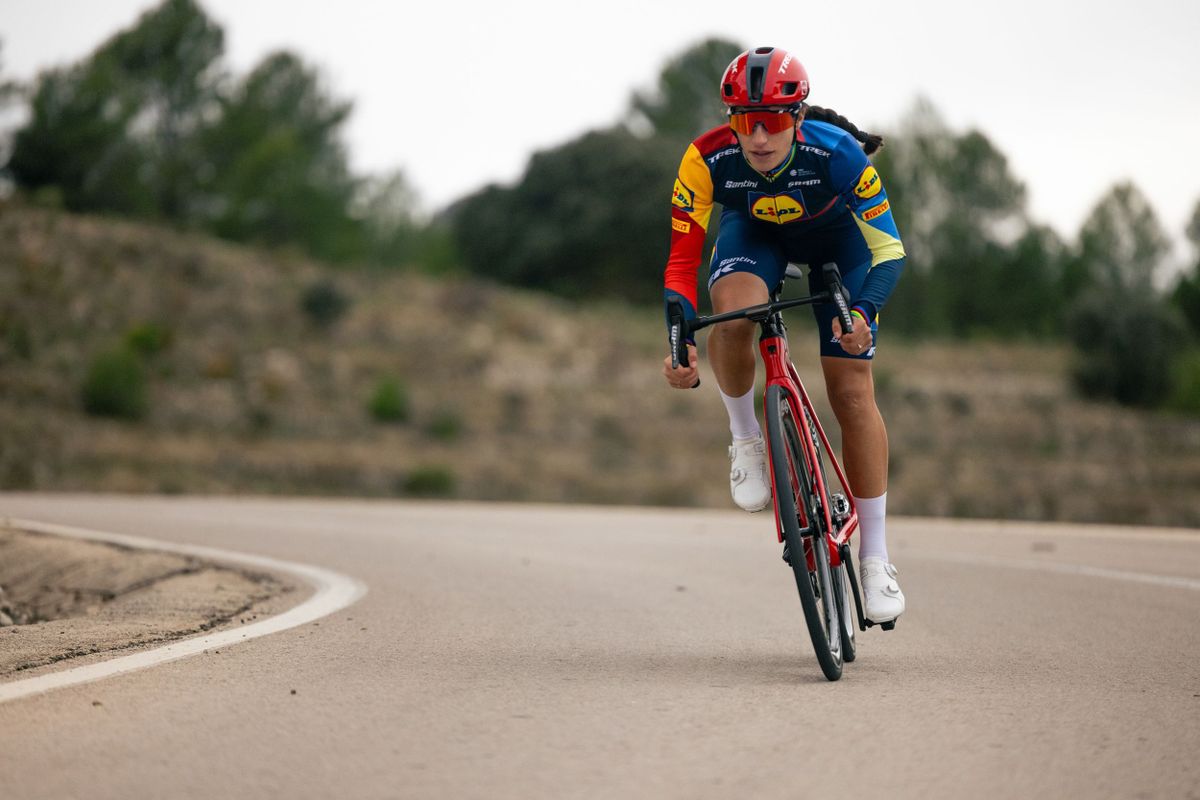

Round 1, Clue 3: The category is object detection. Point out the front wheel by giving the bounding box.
[765,384,843,681]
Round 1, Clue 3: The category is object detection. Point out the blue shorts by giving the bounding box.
[707,208,878,359]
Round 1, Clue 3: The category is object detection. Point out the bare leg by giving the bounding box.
[708,273,769,396]
[820,356,888,497]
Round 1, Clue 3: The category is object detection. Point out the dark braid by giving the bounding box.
[804,104,884,155]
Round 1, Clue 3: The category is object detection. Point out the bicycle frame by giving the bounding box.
[666,263,860,567]
[667,263,881,663]
[757,311,859,563]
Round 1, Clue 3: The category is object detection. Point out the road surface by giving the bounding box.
[1,493,1198,799]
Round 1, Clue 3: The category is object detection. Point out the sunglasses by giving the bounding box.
[727,107,799,135]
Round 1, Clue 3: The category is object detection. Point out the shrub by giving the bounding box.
[300,279,350,327]
[402,466,456,497]
[427,409,463,441]
[3,319,33,360]
[82,347,148,420]
[124,322,172,357]
[368,376,410,423]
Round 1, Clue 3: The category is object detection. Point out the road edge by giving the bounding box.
[0,517,368,704]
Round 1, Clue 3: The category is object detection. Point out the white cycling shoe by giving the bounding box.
[729,436,771,512]
[860,557,906,623]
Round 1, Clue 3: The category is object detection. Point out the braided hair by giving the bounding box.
[803,104,884,155]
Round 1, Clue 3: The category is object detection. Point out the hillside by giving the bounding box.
[1,202,1197,527]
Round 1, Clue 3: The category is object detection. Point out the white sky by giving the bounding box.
[3,0,1199,259]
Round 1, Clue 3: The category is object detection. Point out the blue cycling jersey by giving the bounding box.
[664,119,906,324]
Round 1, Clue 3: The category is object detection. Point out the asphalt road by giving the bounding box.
[1,493,1198,799]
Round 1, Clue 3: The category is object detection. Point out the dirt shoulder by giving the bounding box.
[0,524,297,678]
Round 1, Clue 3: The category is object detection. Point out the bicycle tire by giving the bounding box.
[799,408,855,667]
[765,384,843,681]
[804,417,857,665]
[833,560,857,663]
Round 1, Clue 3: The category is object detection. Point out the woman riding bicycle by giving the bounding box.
[660,46,905,624]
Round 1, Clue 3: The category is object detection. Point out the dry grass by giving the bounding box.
[1,202,1197,527]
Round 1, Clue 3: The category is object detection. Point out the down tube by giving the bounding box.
[786,361,859,552]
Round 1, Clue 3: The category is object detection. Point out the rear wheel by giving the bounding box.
[804,400,857,663]
[765,384,842,681]
[798,399,859,665]
[833,557,857,663]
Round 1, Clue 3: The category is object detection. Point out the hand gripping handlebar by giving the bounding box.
[665,262,853,391]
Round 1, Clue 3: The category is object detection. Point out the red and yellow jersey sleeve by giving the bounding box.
[663,142,715,315]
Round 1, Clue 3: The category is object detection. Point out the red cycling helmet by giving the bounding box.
[720,47,810,107]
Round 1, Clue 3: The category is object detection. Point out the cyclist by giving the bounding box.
[660,46,905,624]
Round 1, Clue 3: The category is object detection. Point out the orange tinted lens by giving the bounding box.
[728,110,794,135]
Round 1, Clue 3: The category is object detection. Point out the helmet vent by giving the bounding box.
[782,82,798,96]
[748,66,765,104]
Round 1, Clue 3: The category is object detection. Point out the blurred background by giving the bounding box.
[0,0,1197,526]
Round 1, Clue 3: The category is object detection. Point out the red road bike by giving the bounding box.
[669,263,889,681]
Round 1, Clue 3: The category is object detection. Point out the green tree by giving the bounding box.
[1170,199,1200,338]
[101,0,224,219]
[7,59,149,213]
[451,41,753,302]
[0,41,21,176]
[4,2,368,265]
[871,99,1049,337]
[354,169,444,269]
[1067,289,1183,407]
[194,50,363,261]
[999,224,1070,337]
[449,126,676,301]
[1066,182,1180,407]
[1075,181,1171,292]
[6,0,223,217]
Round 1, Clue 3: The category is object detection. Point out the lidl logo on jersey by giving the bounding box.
[749,191,805,224]
[672,179,695,212]
[854,166,881,199]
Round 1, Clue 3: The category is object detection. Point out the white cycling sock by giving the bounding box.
[719,386,761,441]
[855,492,889,562]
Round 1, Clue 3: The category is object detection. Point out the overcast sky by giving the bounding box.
[3,0,1199,260]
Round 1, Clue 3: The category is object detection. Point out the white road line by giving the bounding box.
[0,518,368,704]
[918,551,1200,592]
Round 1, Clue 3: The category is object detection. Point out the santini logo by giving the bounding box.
[725,180,758,189]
